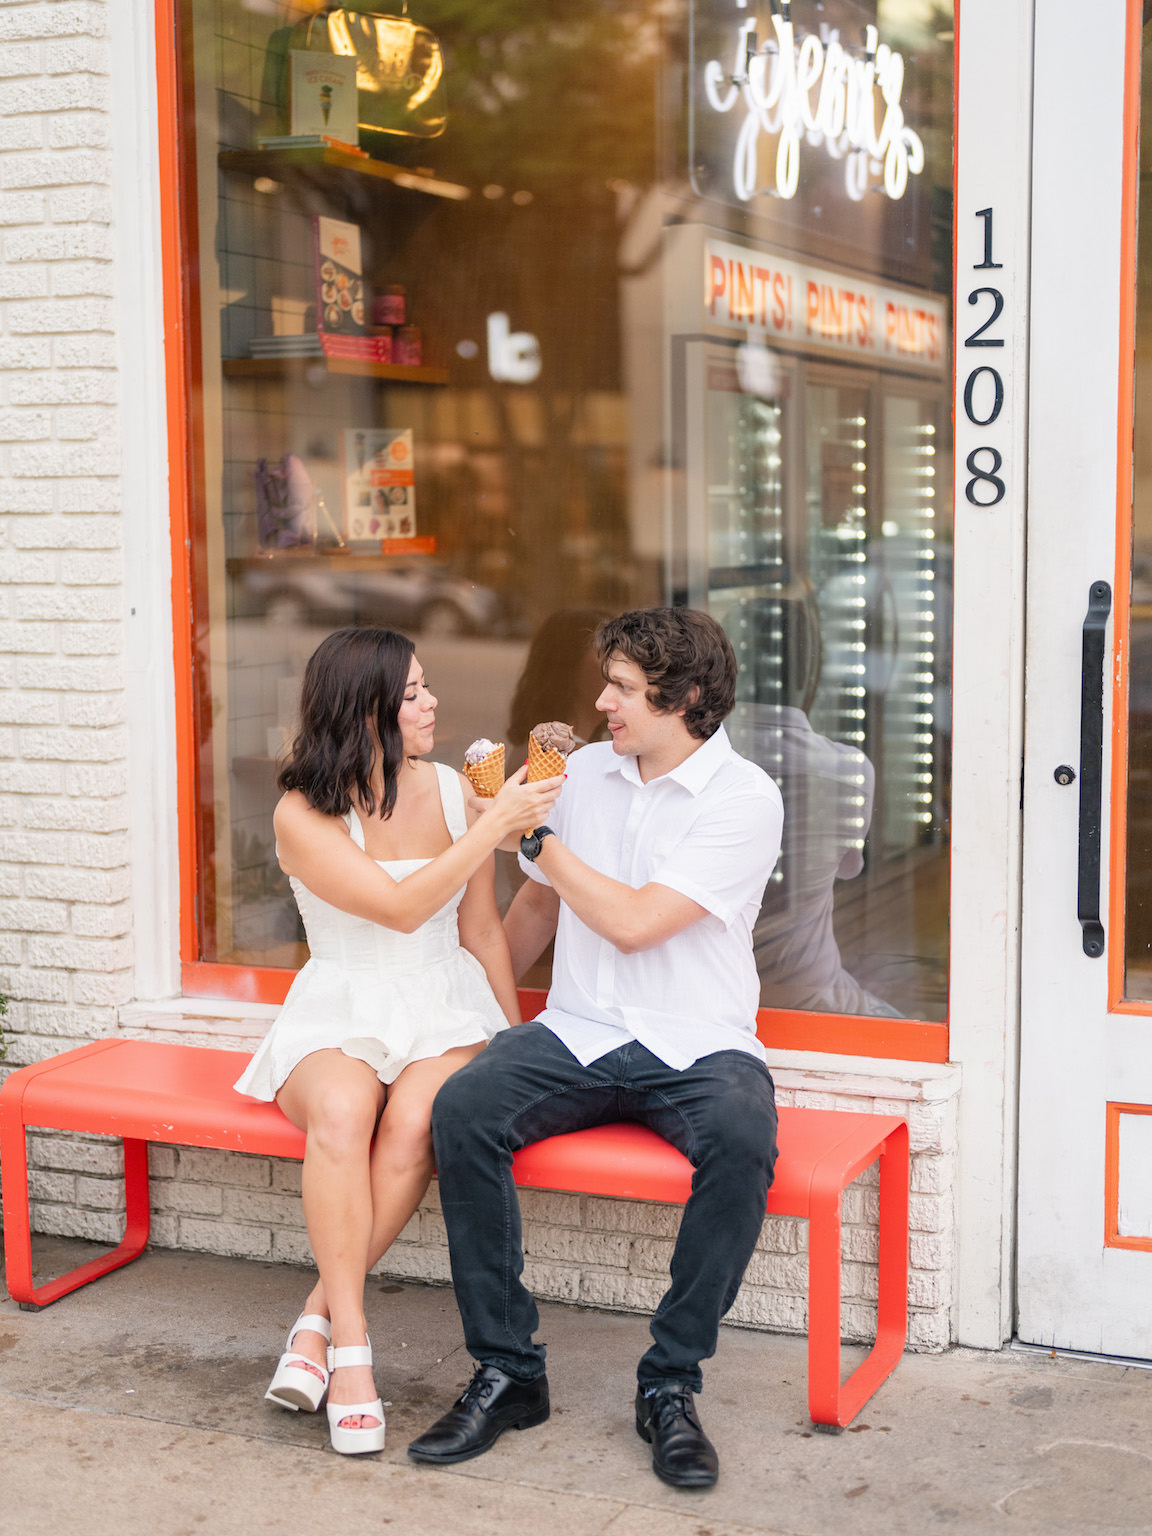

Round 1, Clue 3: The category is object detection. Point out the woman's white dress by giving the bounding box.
[234,762,508,1100]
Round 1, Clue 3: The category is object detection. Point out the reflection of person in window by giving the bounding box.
[724,597,901,1018]
[496,609,611,927]
[506,607,612,764]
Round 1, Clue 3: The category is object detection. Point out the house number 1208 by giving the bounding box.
[963,207,1006,506]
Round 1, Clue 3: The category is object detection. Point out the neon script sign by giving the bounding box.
[703,3,925,204]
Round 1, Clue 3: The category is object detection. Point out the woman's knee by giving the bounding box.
[305,1083,380,1156]
[375,1103,435,1171]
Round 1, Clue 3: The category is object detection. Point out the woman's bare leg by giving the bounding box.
[275,1050,385,1428]
[306,1044,485,1316]
[365,1043,486,1270]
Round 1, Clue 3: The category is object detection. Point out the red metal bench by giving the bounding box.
[0,1037,909,1429]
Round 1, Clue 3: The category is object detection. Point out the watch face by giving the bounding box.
[520,826,552,860]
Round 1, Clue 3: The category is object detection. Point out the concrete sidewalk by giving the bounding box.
[2,1235,1151,1536]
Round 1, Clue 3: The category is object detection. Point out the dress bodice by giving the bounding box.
[288,761,467,976]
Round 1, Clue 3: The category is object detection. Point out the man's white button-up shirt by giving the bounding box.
[519,724,784,1070]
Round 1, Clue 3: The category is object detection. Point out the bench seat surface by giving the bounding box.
[5,1039,901,1212]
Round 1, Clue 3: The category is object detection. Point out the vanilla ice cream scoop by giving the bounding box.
[464,738,499,765]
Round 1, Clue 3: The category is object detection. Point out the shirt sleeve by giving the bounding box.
[648,777,784,928]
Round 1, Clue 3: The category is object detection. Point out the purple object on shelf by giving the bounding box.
[254,453,317,548]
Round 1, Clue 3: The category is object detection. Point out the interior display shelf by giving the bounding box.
[218,147,469,201]
[222,356,448,384]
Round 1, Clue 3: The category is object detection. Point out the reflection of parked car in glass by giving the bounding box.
[234,554,503,636]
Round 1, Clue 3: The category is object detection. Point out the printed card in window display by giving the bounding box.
[344,428,417,542]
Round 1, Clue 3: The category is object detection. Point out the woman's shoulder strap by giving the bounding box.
[346,804,366,849]
[433,760,468,841]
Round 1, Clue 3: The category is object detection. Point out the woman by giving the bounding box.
[234,627,562,1455]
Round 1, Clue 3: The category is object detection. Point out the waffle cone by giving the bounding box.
[526,735,567,783]
[463,743,505,798]
[524,736,567,834]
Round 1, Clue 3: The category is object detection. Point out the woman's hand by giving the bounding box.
[486,762,564,836]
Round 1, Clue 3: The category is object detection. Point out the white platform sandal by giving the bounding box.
[325,1339,386,1455]
[264,1313,332,1412]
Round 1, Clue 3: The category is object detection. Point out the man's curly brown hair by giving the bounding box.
[594,608,736,740]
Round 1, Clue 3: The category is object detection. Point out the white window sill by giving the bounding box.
[118,998,277,1047]
[118,999,959,1102]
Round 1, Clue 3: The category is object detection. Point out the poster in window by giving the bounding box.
[344,429,416,541]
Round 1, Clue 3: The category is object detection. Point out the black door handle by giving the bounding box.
[1077,580,1112,958]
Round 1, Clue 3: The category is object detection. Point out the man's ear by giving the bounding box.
[676,684,700,718]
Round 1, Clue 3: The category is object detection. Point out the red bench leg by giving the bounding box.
[805,1122,910,1428]
[3,1132,152,1310]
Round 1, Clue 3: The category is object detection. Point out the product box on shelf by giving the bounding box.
[289,51,359,144]
[314,216,367,337]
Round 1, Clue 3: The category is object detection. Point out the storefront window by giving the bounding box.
[177,0,954,1024]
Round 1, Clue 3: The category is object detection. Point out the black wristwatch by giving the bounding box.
[520,826,555,861]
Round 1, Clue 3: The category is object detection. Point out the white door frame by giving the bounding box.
[948,0,1034,1348]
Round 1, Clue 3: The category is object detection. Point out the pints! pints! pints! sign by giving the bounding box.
[695,1,926,205]
[705,237,946,371]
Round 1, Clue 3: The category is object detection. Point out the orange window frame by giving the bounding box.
[156,0,951,1062]
[1108,0,1151,1016]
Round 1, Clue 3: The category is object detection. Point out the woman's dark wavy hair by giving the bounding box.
[594,607,736,740]
[278,627,415,819]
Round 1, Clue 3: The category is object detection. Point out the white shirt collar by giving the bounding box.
[608,722,734,797]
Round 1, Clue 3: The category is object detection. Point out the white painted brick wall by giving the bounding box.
[0,0,129,1077]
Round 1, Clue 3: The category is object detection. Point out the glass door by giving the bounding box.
[1018,0,1152,1357]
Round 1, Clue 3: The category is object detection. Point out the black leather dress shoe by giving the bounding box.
[407,1364,550,1464]
[635,1383,719,1488]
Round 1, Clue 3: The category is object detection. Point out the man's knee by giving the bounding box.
[694,1063,778,1175]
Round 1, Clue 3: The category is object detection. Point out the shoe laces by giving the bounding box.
[647,1385,700,1431]
[459,1369,498,1410]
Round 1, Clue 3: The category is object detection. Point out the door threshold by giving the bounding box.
[1011,1337,1152,1370]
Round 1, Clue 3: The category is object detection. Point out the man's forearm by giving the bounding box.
[533,837,703,954]
[504,879,561,979]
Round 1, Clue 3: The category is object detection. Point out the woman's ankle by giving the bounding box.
[329,1315,370,1349]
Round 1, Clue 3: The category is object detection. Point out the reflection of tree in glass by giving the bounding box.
[421,0,665,190]
[394,1,671,631]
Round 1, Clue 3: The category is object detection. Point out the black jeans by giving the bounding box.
[431,1022,778,1391]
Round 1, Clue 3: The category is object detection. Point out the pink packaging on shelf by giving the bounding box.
[395,325,422,366]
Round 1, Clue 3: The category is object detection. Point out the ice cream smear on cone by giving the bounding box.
[523,721,574,835]
[462,739,505,798]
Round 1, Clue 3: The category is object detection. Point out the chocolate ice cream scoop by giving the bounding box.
[530,721,576,756]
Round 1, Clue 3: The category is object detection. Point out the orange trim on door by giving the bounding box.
[1104,1101,1152,1250]
[1108,0,1144,1013]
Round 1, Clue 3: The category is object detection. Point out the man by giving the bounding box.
[408,608,784,1488]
